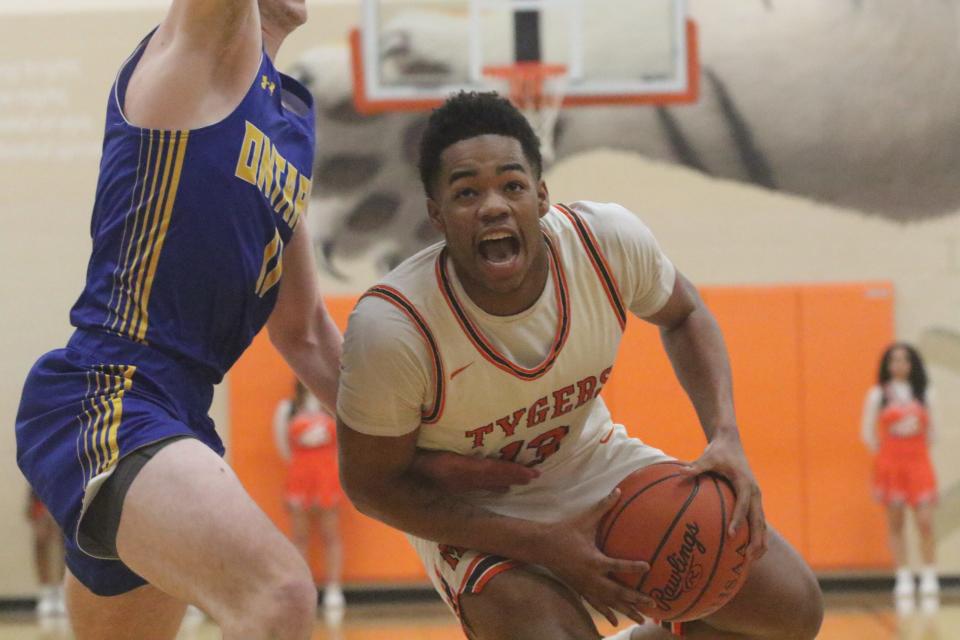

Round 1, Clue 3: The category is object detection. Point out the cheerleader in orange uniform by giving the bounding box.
[861,343,938,608]
[274,382,345,611]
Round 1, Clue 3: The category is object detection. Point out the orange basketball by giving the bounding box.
[597,462,751,623]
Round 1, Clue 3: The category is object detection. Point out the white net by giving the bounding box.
[483,63,568,164]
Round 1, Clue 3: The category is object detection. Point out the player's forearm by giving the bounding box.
[167,0,257,38]
[273,302,342,413]
[659,302,737,441]
[344,469,548,565]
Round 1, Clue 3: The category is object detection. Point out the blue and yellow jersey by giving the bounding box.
[70,32,315,382]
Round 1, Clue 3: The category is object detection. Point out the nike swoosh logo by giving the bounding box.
[599,427,615,444]
[450,362,475,380]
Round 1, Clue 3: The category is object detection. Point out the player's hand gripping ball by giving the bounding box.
[597,462,752,622]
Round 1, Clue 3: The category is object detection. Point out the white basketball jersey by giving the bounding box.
[358,204,670,520]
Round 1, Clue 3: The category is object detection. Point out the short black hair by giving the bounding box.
[418,91,542,196]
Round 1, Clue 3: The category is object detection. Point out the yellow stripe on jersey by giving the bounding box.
[115,131,166,337]
[105,132,147,325]
[110,131,157,333]
[133,131,189,342]
[127,131,177,341]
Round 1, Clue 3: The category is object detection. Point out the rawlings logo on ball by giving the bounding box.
[650,522,707,611]
[602,466,752,622]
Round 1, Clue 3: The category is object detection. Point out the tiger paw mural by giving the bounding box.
[288,1,960,285]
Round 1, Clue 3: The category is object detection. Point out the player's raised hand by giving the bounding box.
[681,430,768,561]
[410,449,540,494]
[539,489,653,627]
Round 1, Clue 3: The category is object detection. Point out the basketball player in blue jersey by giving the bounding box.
[15,1,340,639]
[336,92,824,640]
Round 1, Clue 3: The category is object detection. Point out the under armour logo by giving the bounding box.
[261,75,276,95]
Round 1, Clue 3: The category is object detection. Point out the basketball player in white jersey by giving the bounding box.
[337,92,823,640]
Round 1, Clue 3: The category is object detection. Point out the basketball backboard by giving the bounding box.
[350,0,698,114]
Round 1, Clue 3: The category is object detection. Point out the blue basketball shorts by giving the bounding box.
[15,329,224,596]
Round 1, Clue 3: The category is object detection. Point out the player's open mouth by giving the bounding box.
[477,231,521,265]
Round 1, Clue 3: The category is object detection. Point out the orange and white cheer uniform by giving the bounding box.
[275,400,342,509]
[861,381,937,506]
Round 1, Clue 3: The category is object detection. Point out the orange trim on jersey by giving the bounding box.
[472,559,520,593]
[555,203,627,330]
[458,554,520,596]
[457,555,485,597]
[435,235,570,381]
[360,286,445,424]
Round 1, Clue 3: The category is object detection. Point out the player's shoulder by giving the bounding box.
[555,199,638,219]
[549,200,650,234]
[346,294,424,357]
[371,240,445,299]
[349,241,446,335]
[547,200,659,252]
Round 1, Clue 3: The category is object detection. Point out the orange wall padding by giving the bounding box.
[230,298,427,584]
[798,284,896,568]
[228,281,893,583]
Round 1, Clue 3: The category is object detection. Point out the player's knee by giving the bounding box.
[232,570,317,638]
[792,602,823,640]
[462,582,593,640]
[267,573,317,627]
[217,544,316,634]
[468,616,588,640]
[783,573,823,640]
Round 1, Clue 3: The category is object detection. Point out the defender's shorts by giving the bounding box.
[408,425,674,629]
[16,329,224,596]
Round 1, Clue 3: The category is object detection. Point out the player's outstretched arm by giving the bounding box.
[337,419,653,625]
[645,271,768,561]
[162,0,259,44]
[268,222,342,413]
[123,0,262,130]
